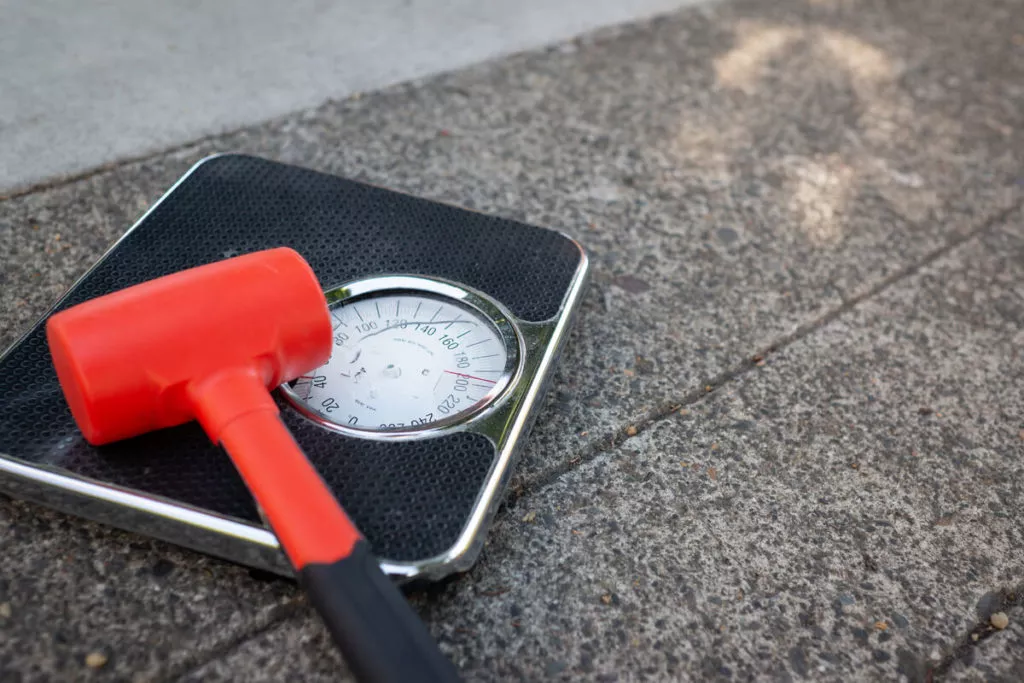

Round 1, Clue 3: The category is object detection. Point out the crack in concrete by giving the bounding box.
[510,199,1024,504]
[157,598,305,683]
[927,581,1024,682]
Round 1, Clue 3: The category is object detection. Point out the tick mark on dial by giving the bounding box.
[456,330,471,339]
[444,370,497,384]
[430,305,443,322]
[354,307,364,322]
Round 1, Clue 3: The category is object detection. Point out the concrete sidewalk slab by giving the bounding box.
[0,500,299,681]
[185,209,1024,681]
[0,0,701,193]
[0,0,1022,680]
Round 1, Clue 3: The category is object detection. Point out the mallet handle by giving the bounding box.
[193,369,461,683]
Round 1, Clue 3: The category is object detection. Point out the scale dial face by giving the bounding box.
[282,277,519,435]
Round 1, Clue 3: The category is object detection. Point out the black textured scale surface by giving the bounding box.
[0,155,582,563]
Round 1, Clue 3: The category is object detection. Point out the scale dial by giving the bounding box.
[282,277,519,435]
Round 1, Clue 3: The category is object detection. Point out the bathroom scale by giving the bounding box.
[0,154,588,581]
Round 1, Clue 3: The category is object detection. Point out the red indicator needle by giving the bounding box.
[444,370,497,384]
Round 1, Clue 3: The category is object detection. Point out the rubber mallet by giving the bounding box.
[46,247,460,683]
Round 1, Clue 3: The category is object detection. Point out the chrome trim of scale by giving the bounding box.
[0,154,591,581]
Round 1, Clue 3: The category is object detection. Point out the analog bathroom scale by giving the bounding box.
[0,155,588,581]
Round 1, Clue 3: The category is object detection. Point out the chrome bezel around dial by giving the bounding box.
[279,275,523,440]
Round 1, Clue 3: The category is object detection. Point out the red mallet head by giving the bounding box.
[46,247,332,445]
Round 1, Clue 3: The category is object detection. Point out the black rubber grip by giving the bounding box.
[298,541,462,683]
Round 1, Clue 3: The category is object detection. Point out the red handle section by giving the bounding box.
[188,367,361,567]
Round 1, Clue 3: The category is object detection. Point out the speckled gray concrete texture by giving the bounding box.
[939,582,1024,683]
[0,499,302,681]
[1,0,1023,680]
[948,605,1024,682]
[178,618,351,682]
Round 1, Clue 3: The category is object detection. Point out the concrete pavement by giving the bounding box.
[0,0,1022,680]
[0,0,699,193]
